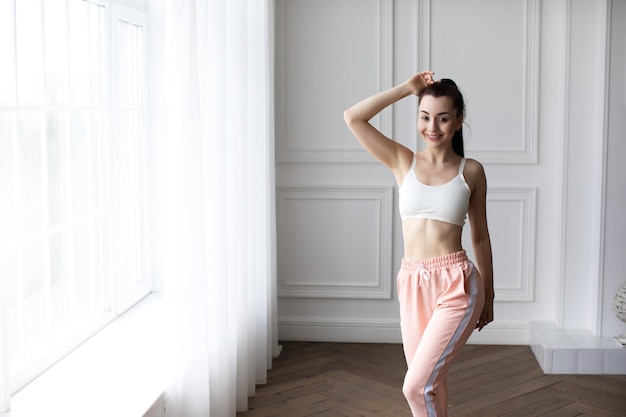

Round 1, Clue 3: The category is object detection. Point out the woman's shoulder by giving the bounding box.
[463,158,485,175]
[462,158,487,191]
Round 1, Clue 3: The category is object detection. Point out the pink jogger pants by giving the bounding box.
[397,250,485,417]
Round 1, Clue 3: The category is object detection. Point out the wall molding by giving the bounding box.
[417,0,431,74]
[468,0,540,164]
[276,186,393,299]
[592,0,611,337]
[415,0,430,150]
[275,0,393,164]
[486,187,537,302]
[417,0,539,163]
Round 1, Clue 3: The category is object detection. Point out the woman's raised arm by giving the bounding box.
[343,71,434,172]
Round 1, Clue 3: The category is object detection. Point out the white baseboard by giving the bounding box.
[278,318,403,343]
[278,318,529,345]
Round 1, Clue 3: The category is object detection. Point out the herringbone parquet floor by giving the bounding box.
[237,342,626,417]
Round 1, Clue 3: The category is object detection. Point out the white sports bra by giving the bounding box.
[398,155,471,226]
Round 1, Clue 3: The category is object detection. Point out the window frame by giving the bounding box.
[0,0,151,404]
[110,2,152,314]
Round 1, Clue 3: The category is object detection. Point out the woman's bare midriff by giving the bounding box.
[402,218,464,261]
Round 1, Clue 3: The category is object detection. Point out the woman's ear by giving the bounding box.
[455,116,464,131]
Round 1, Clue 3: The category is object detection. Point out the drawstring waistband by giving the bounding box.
[401,250,468,274]
[416,264,431,280]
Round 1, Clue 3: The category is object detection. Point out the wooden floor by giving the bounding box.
[237,342,626,417]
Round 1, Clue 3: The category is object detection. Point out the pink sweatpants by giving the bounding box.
[397,250,484,417]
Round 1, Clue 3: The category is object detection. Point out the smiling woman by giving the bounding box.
[344,72,494,417]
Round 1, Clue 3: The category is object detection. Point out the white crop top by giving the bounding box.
[398,155,471,226]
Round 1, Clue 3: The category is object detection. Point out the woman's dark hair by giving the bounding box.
[418,79,465,157]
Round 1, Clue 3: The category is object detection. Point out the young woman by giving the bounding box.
[344,71,494,417]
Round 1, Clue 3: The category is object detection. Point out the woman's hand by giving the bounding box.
[406,71,435,96]
[477,292,494,331]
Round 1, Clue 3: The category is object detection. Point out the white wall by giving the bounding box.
[602,0,626,339]
[275,0,624,344]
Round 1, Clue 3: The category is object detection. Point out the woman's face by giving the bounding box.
[417,95,463,150]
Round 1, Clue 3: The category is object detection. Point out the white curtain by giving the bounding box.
[163,0,278,415]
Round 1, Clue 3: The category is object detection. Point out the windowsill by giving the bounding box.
[1,293,168,417]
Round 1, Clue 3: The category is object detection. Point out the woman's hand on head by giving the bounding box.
[406,71,435,96]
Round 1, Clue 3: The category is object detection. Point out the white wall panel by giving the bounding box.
[464,187,537,302]
[429,0,539,164]
[275,0,392,163]
[275,0,620,345]
[276,186,393,299]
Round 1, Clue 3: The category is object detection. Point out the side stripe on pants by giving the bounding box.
[423,265,478,417]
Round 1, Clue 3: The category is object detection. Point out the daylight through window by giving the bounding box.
[0,0,150,396]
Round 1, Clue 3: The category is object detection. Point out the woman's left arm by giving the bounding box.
[466,159,494,331]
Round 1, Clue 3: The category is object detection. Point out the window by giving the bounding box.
[0,0,149,397]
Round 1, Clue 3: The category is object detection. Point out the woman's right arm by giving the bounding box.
[343,71,434,172]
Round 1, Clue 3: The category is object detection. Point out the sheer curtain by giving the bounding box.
[162,0,278,415]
